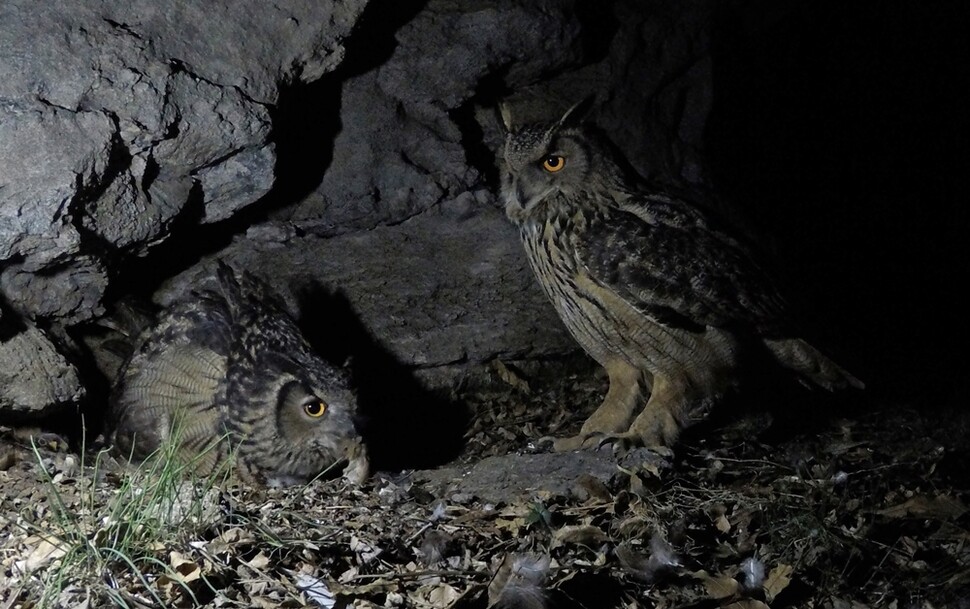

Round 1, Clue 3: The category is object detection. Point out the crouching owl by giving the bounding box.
[499,99,863,453]
[107,261,368,486]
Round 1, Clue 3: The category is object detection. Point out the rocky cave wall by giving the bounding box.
[3,0,962,430]
[0,0,718,424]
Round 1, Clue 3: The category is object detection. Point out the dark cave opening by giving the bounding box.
[707,0,967,407]
[270,0,430,206]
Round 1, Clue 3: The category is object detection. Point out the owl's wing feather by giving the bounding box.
[111,340,227,460]
[577,199,791,335]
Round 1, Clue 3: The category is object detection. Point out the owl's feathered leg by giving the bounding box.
[621,374,690,450]
[553,359,647,451]
[616,370,723,453]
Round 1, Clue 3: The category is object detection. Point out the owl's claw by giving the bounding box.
[535,435,557,449]
[548,428,658,453]
[549,432,608,452]
[550,434,585,452]
[547,430,674,473]
[602,433,636,455]
[587,431,675,459]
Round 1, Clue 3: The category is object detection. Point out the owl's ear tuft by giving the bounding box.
[215,259,236,284]
[498,101,515,133]
[557,95,596,129]
[215,260,242,304]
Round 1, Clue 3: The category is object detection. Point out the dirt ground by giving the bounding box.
[1,361,967,608]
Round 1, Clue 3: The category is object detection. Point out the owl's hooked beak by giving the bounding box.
[501,170,555,224]
[341,438,370,484]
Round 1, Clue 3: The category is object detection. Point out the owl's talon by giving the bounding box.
[584,432,636,456]
[606,431,677,458]
[551,432,605,452]
[535,435,558,450]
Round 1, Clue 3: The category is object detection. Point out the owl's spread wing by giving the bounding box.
[576,202,791,335]
[111,342,227,460]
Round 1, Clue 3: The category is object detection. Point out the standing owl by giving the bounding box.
[107,261,369,486]
[499,99,862,452]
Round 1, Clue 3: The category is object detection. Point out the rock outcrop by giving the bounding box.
[1,0,718,420]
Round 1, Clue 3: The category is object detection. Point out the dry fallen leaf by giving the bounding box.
[495,516,526,535]
[23,538,66,571]
[764,563,793,602]
[877,495,968,520]
[245,551,271,570]
[350,535,382,563]
[253,597,283,609]
[422,582,461,607]
[157,551,203,600]
[491,360,531,393]
[715,514,732,534]
[204,527,255,557]
[576,473,613,503]
[551,524,609,549]
[708,504,731,534]
[169,551,202,581]
[693,569,739,599]
[220,527,256,544]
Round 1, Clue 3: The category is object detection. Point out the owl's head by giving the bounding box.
[249,349,367,487]
[500,97,610,223]
[218,264,369,486]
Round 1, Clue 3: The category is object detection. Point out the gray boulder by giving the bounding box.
[1,0,720,422]
[0,0,368,416]
[0,325,84,419]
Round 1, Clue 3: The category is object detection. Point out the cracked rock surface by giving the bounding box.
[0,0,368,416]
[1,0,717,420]
[0,0,365,315]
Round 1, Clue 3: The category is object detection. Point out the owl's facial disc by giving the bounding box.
[503,169,557,218]
[276,381,357,449]
[502,125,591,224]
[270,378,368,482]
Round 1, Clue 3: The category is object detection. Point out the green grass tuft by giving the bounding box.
[21,418,235,608]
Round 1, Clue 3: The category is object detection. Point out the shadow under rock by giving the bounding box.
[295,282,468,472]
[270,0,429,206]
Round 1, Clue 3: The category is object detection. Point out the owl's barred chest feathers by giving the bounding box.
[515,198,674,368]
[519,207,584,326]
[517,196,590,278]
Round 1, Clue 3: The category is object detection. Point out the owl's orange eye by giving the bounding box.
[304,400,327,418]
[542,155,565,173]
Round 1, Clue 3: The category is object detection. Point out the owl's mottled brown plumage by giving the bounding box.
[107,262,368,486]
[500,100,862,452]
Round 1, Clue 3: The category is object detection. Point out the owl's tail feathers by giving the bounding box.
[764,337,865,391]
